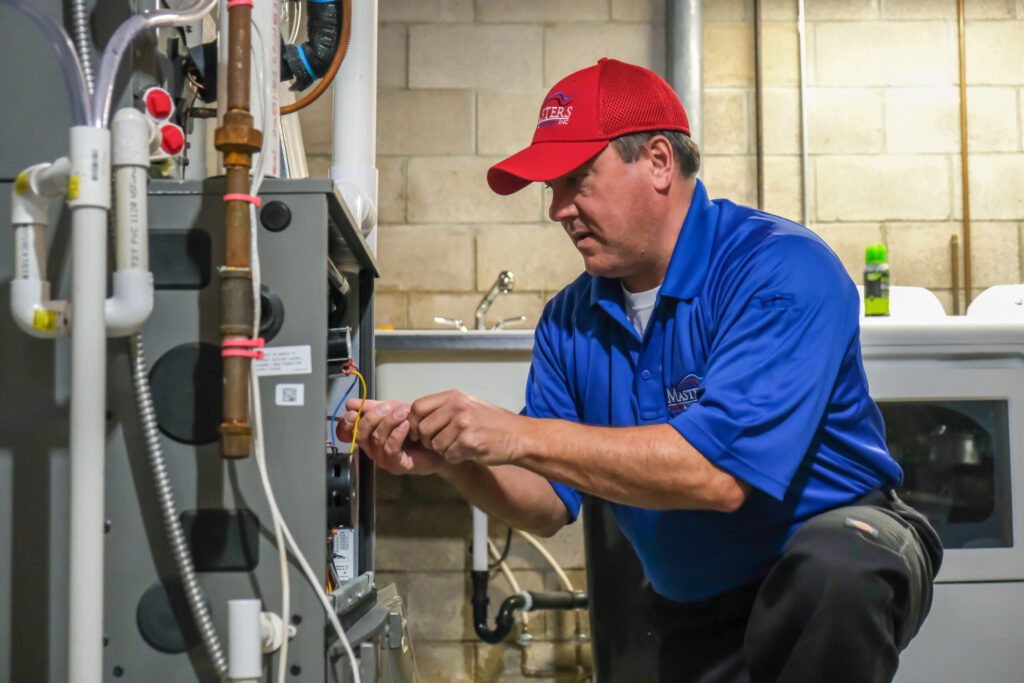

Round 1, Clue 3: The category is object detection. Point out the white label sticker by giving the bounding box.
[275,383,305,406]
[254,345,312,377]
[332,528,356,582]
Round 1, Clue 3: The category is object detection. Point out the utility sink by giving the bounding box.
[374,329,534,411]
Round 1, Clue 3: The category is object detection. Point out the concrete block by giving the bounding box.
[405,474,465,502]
[377,155,406,224]
[966,21,1024,85]
[403,571,472,640]
[967,88,1019,152]
[613,0,665,21]
[807,88,884,154]
[477,640,591,683]
[380,0,474,22]
[970,222,1022,288]
[884,0,1013,19]
[885,222,960,289]
[885,87,958,154]
[376,503,471,571]
[806,0,880,20]
[476,224,584,293]
[410,25,543,90]
[815,22,952,87]
[377,90,475,156]
[407,156,543,223]
[375,470,405,503]
[407,292,548,330]
[762,23,799,86]
[478,90,548,156]
[968,155,1024,220]
[816,155,951,221]
[374,291,409,329]
[763,0,797,21]
[808,223,884,283]
[703,0,751,22]
[477,0,608,22]
[762,88,800,155]
[378,24,407,90]
[544,23,666,86]
[377,224,476,291]
[297,84,334,152]
[704,24,754,87]
[306,154,331,178]
[764,155,805,224]
[503,523,586,572]
[413,642,475,683]
[702,89,751,155]
[701,155,757,208]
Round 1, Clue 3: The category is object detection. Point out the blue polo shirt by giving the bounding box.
[525,180,901,602]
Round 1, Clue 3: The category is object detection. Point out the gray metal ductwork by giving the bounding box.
[666,0,702,153]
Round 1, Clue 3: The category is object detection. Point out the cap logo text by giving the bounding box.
[538,92,576,128]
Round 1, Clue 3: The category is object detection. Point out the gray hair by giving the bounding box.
[610,130,700,177]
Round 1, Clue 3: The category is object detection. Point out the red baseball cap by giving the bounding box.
[487,58,690,195]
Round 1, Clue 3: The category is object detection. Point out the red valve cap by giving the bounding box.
[145,88,174,119]
[160,124,185,155]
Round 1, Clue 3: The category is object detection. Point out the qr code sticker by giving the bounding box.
[275,383,304,406]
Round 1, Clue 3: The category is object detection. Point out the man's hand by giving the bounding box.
[408,390,527,467]
[337,398,445,475]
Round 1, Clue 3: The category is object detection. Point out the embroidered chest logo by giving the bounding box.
[666,374,703,415]
[537,92,575,128]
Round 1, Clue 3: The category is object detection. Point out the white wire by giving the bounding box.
[248,18,361,683]
[514,530,575,592]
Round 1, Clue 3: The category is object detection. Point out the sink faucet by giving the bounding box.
[476,271,516,330]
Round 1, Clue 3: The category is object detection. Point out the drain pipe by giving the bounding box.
[666,0,702,153]
[330,0,378,248]
[797,0,809,225]
[753,0,764,210]
[956,0,973,305]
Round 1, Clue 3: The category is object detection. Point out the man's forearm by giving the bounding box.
[515,419,749,512]
[438,461,569,537]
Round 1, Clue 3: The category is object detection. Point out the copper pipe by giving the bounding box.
[215,0,263,458]
[281,0,353,115]
[957,0,972,303]
[951,235,960,315]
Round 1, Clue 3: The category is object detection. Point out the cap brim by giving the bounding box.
[487,140,610,195]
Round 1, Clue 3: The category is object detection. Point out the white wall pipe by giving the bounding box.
[10,158,72,338]
[472,506,488,572]
[228,599,263,682]
[330,0,378,246]
[106,108,156,337]
[67,124,111,683]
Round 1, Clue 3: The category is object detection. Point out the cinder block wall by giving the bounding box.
[299,1,1024,680]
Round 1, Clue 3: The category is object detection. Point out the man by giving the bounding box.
[339,58,941,682]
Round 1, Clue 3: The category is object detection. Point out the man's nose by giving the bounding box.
[548,187,578,223]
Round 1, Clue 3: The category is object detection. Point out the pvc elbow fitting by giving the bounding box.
[10,279,71,339]
[104,270,154,337]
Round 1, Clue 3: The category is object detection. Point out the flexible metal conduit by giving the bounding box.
[70,0,95,92]
[130,335,228,676]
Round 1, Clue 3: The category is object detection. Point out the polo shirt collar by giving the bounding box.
[660,179,716,300]
[589,179,716,315]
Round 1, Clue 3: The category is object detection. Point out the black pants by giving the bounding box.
[647,490,943,683]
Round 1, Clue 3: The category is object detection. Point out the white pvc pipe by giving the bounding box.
[666,0,703,152]
[9,158,73,338]
[67,124,111,683]
[330,0,378,244]
[228,599,263,682]
[472,506,488,572]
[106,109,155,337]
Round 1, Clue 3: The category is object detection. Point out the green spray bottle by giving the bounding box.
[864,244,890,316]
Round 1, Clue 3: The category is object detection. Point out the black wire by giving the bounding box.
[488,527,514,569]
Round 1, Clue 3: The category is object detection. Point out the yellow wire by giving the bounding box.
[347,369,367,455]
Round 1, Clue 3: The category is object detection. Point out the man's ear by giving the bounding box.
[645,135,675,191]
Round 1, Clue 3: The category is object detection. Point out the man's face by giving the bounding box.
[545,144,660,289]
